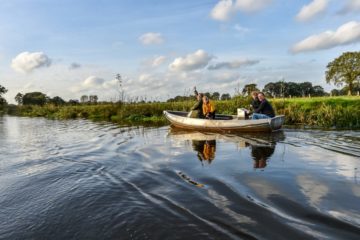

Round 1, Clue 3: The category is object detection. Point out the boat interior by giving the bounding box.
[168,111,235,120]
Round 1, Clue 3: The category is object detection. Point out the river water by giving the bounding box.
[0,115,359,240]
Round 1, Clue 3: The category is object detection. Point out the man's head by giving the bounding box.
[202,95,209,103]
[258,92,266,101]
[251,91,258,99]
[197,93,204,101]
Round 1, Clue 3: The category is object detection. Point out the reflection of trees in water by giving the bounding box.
[192,140,216,164]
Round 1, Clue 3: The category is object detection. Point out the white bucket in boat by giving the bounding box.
[237,108,247,119]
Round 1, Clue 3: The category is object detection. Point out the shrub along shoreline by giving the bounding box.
[5,96,360,129]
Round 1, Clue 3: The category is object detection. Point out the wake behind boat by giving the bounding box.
[163,110,285,132]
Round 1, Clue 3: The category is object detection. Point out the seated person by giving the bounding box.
[202,96,216,119]
[190,87,204,118]
[239,91,260,119]
[251,92,275,119]
[250,91,260,110]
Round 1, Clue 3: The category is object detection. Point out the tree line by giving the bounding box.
[166,81,327,102]
[13,92,99,106]
[167,92,231,102]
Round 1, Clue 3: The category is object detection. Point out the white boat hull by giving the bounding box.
[163,110,285,132]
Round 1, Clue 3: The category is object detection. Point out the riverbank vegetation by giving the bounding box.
[6,96,360,129]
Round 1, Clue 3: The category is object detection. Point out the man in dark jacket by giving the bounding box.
[251,92,275,119]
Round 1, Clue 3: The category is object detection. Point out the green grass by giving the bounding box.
[270,96,360,128]
[7,96,360,129]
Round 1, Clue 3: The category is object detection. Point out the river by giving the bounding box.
[0,115,359,240]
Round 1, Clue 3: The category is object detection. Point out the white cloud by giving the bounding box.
[11,51,51,73]
[291,21,360,53]
[296,0,329,22]
[338,0,360,15]
[208,59,259,70]
[71,76,105,93]
[139,73,153,83]
[82,76,105,88]
[139,32,164,45]
[169,49,213,72]
[234,24,250,34]
[102,79,119,89]
[151,56,166,67]
[210,0,234,21]
[235,0,272,13]
[210,0,272,21]
[70,75,122,94]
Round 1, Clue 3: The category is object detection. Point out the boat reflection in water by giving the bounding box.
[168,127,285,169]
[250,142,275,169]
[192,139,216,164]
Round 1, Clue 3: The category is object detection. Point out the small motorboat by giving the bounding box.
[163,110,285,132]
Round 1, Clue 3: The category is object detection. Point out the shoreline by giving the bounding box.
[3,96,360,130]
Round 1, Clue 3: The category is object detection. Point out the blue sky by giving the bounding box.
[1,0,360,103]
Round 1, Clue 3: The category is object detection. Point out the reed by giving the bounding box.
[271,96,360,128]
[9,96,360,129]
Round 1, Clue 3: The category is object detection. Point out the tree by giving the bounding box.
[312,85,326,96]
[211,92,220,100]
[330,89,340,96]
[339,82,360,96]
[68,99,79,105]
[326,51,360,95]
[299,82,313,97]
[15,93,23,105]
[80,95,89,103]
[263,82,277,97]
[89,95,98,103]
[220,93,231,100]
[262,81,285,98]
[0,85,8,106]
[286,82,302,97]
[242,84,259,96]
[48,96,65,106]
[0,85,7,96]
[22,92,47,105]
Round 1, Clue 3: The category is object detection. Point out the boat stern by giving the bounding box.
[270,115,285,130]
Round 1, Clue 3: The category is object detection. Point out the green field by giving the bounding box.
[6,96,360,129]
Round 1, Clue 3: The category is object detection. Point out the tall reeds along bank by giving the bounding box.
[272,97,360,129]
[12,104,119,120]
[10,101,195,125]
[9,96,360,129]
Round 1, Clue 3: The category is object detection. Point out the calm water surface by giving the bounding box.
[0,116,359,240]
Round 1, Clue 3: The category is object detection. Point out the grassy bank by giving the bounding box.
[7,96,360,129]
